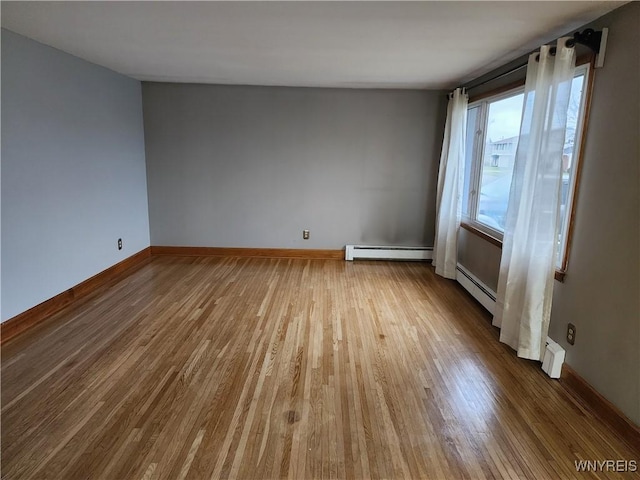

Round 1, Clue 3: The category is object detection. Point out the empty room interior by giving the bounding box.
[1,1,639,479]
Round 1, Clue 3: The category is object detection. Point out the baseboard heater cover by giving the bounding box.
[345,245,433,261]
[455,264,497,315]
[456,263,565,379]
[542,337,566,379]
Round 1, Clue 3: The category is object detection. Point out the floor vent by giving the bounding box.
[345,245,433,261]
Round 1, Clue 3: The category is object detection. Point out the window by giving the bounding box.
[463,89,525,233]
[462,63,592,274]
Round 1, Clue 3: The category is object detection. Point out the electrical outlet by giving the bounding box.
[117,238,123,251]
[303,230,310,240]
[567,323,576,345]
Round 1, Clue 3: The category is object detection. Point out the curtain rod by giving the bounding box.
[465,28,602,91]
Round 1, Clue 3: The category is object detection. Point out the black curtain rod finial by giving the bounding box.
[464,28,603,90]
[534,29,600,62]
[573,28,602,54]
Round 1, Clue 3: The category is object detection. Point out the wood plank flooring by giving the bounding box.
[1,256,638,479]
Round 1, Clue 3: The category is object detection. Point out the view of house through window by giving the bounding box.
[477,92,524,231]
[463,64,590,270]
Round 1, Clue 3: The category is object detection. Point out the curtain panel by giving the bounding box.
[433,88,468,279]
[493,38,576,361]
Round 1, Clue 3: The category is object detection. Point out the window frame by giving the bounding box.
[464,85,526,241]
[556,60,594,280]
[461,56,595,282]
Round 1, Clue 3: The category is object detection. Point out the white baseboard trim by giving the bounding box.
[456,264,497,315]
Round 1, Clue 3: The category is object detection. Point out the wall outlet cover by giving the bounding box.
[567,323,576,345]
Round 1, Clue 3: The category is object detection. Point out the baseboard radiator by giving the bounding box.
[455,263,565,378]
[345,245,433,261]
[455,264,497,315]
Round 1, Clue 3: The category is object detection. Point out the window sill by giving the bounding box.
[459,222,566,283]
[460,222,502,248]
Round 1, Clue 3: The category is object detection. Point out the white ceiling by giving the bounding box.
[1,1,625,89]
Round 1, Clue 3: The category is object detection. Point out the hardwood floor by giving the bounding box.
[1,257,637,479]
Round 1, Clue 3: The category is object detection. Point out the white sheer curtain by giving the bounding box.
[434,88,468,279]
[493,38,576,360]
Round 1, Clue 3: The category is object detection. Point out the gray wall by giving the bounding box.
[1,29,150,321]
[457,3,640,424]
[549,3,639,425]
[457,228,501,293]
[142,83,446,249]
